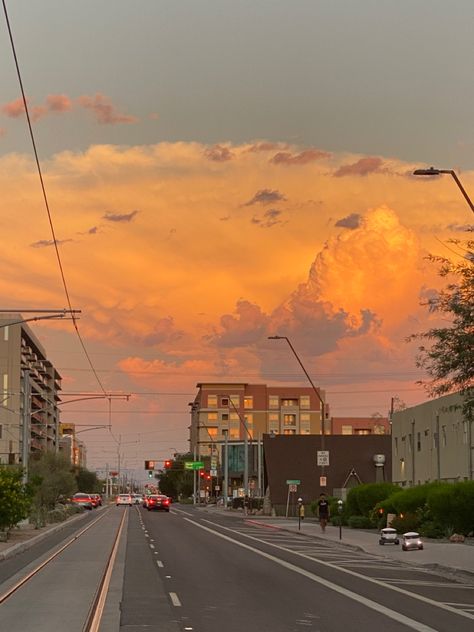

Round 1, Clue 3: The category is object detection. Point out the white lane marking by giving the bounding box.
[201,519,474,623]
[150,544,155,549]
[157,560,164,568]
[170,507,193,517]
[191,518,473,628]
[169,592,182,607]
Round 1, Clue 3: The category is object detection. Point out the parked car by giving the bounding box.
[402,531,424,551]
[71,493,94,510]
[379,527,399,545]
[116,494,133,506]
[91,494,102,506]
[147,495,170,512]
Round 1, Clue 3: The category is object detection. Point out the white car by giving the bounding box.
[132,494,143,505]
[379,527,399,545]
[116,494,132,506]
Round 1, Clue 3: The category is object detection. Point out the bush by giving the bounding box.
[346,483,399,518]
[419,520,445,539]
[347,515,374,529]
[389,512,421,533]
[0,467,32,533]
[427,481,474,536]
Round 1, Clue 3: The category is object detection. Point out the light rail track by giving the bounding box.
[0,507,127,631]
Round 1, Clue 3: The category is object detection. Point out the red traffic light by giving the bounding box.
[200,471,205,477]
[164,460,172,469]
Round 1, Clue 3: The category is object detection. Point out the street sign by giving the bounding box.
[184,461,205,470]
[210,469,217,477]
[320,476,327,487]
[289,484,297,492]
[214,485,220,491]
[286,479,301,485]
[210,457,217,469]
[317,450,329,466]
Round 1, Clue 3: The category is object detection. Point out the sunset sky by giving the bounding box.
[1,2,472,478]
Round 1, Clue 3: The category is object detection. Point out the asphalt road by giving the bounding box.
[123,506,474,632]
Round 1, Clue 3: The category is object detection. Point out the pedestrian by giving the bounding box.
[317,493,330,533]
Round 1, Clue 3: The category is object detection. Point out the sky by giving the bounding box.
[0,1,473,479]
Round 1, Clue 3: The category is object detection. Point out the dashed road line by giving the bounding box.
[169,592,182,607]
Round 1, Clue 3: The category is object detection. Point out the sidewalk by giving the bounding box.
[240,514,474,582]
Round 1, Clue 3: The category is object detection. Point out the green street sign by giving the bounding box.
[286,479,301,485]
[185,461,205,470]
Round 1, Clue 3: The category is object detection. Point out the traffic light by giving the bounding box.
[200,471,205,478]
[164,460,172,469]
[145,460,155,470]
[148,470,153,478]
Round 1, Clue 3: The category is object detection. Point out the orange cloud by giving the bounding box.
[334,156,384,177]
[46,94,73,112]
[77,93,137,124]
[270,148,330,165]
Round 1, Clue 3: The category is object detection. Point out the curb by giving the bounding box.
[0,509,91,562]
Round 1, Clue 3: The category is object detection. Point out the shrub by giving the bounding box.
[347,515,374,529]
[419,521,445,539]
[427,481,474,536]
[0,467,32,533]
[389,512,421,533]
[346,483,399,518]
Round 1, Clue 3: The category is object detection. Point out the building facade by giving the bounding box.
[332,416,391,435]
[391,392,473,486]
[189,382,328,458]
[59,422,87,468]
[0,316,62,466]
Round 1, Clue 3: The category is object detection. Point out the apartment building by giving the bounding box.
[332,416,391,435]
[59,422,87,468]
[0,315,62,466]
[391,392,473,485]
[189,382,328,457]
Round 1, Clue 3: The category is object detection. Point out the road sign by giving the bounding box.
[289,484,298,492]
[185,461,205,470]
[210,457,217,469]
[320,476,327,487]
[210,469,217,477]
[286,479,301,485]
[317,451,329,466]
[109,471,118,477]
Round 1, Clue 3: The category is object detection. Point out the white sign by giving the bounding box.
[317,450,329,466]
[320,476,327,487]
[289,484,298,492]
[210,469,217,477]
[214,485,220,491]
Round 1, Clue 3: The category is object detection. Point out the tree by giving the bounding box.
[29,452,77,526]
[409,237,474,418]
[156,453,194,499]
[75,467,100,493]
[0,467,32,534]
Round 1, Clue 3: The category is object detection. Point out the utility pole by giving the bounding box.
[21,369,31,484]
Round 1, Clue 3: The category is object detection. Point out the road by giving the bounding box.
[0,505,473,631]
[123,505,474,632]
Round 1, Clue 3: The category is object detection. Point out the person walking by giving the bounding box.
[317,493,330,533]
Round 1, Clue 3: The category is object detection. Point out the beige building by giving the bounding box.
[59,422,87,468]
[189,382,328,457]
[0,316,62,466]
[391,392,473,486]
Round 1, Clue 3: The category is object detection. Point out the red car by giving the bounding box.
[147,495,170,512]
[71,493,94,510]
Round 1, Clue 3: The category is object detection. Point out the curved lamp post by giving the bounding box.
[413,167,474,215]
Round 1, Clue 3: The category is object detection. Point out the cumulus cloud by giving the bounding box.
[77,93,137,124]
[212,300,270,347]
[447,223,473,232]
[334,157,384,177]
[270,149,330,166]
[103,210,139,223]
[244,188,286,206]
[46,94,73,112]
[204,144,234,162]
[335,213,362,229]
[246,141,290,153]
[2,94,72,122]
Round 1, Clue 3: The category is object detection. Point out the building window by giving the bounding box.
[207,427,218,438]
[355,429,370,435]
[283,429,296,435]
[230,412,239,422]
[342,425,352,435]
[243,396,253,409]
[283,414,296,426]
[300,395,310,409]
[244,413,253,426]
[229,427,240,439]
[269,395,279,409]
[3,326,8,341]
[269,413,278,422]
[441,425,447,447]
[230,395,240,408]
[207,394,217,407]
[300,413,310,422]
[282,398,298,407]
[221,397,229,406]
[269,420,279,434]
[221,413,229,421]
[207,412,218,422]
[417,432,421,452]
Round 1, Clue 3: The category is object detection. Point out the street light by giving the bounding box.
[413,167,474,214]
[268,335,327,483]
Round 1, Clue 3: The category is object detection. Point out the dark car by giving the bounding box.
[147,495,170,512]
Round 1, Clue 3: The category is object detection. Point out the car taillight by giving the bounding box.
[164,500,169,505]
